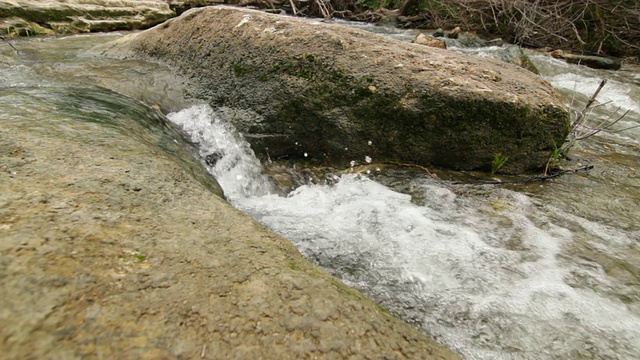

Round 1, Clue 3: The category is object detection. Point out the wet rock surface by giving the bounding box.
[100,6,570,173]
[0,87,459,358]
[551,50,623,71]
[413,33,446,49]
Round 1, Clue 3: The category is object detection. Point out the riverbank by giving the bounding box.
[2,1,638,61]
[274,0,639,59]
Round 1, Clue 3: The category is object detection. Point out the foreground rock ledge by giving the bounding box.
[0,92,458,358]
[101,6,570,173]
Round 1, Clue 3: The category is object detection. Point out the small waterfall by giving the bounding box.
[167,104,274,200]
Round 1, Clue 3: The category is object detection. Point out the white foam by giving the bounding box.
[167,104,640,359]
[167,104,274,199]
[237,175,640,359]
[546,72,639,115]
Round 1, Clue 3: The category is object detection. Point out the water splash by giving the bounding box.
[166,104,640,360]
[167,104,274,199]
[241,177,640,359]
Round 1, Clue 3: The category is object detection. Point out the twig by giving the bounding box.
[391,162,442,182]
[289,0,298,15]
[574,109,629,140]
[484,165,594,185]
[314,0,331,18]
[344,161,449,187]
[609,123,640,133]
[571,79,607,134]
[561,78,611,155]
[0,35,18,53]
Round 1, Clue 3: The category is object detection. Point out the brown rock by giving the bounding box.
[414,33,447,49]
[447,26,461,39]
[0,86,460,359]
[100,6,570,173]
[551,50,621,70]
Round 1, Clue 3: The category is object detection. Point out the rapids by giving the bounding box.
[2,28,638,359]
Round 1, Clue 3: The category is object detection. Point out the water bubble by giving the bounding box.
[350,160,356,168]
[365,156,372,163]
[304,152,308,157]
[368,140,373,146]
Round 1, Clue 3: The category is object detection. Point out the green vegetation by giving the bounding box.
[491,153,508,176]
[544,142,562,176]
[3,25,16,37]
[233,63,249,77]
[270,54,345,82]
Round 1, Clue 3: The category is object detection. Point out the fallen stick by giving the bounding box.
[0,35,18,53]
[483,165,594,185]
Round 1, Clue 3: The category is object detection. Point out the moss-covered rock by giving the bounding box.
[551,50,622,70]
[0,16,55,37]
[101,6,570,173]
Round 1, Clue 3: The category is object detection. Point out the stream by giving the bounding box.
[1,26,638,360]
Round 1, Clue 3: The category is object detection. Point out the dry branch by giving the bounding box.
[0,35,18,53]
[484,165,595,184]
[560,78,631,158]
[395,0,639,57]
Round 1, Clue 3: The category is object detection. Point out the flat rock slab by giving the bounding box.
[0,0,174,35]
[0,86,459,358]
[101,6,570,173]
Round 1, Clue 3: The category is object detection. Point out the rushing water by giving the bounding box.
[2,29,639,360]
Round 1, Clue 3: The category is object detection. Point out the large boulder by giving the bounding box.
[0,86,458,359]
[101,6,570,173]
[0,0,174,36]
